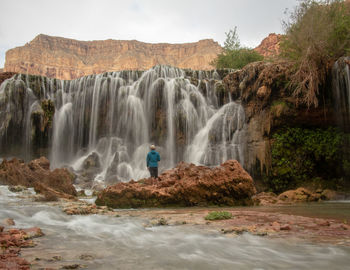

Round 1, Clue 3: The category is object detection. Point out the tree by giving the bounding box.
[223,27,241,50]
[280,0,350,107]
[212,27,264,69]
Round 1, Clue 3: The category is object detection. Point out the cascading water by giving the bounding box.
[333,57,350,131]
[0,66,245,186]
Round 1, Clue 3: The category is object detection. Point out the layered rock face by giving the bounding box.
[254,33,282,58]
[95,160,256,208]
[0,157,77,200]
[4,34,223,80]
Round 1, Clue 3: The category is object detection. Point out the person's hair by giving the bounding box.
[150,145,156,150]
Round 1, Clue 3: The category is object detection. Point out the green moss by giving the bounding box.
[41,99,55,127]
[205,211,232,221]
[267,127,347,192]
[270,100,290,118]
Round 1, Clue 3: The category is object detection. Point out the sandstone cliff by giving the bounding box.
[4,34,223,80]
[254,33,282,58]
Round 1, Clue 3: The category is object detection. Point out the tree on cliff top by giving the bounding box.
[281,0,350,107]
[212,27,263,69]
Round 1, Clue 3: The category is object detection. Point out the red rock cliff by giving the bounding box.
[254,33,282,58]
[4,34,223,80]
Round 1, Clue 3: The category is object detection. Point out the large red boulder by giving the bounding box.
[0,157,77,200]
[96,160,256,208]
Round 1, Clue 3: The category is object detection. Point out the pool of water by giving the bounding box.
[249,201,350,221]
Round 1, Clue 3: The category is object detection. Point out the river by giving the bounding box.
[1,186,350,270]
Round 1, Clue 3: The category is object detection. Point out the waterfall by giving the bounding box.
[0,66,246,185]
[333,57,350,131]
[186,102,246,167]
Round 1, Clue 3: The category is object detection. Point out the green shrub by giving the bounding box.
[268,127,344,192]
[212,27,264,69]
[280,0,350,107]
[214,49,264,70]
[205,211,232,221]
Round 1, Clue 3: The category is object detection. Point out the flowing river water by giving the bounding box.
[1,186,350,270]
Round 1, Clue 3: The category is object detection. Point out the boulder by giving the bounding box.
[252,187,340,205]
[0,157,77,200]
[96,160,256,208]
[277,187,320,203]
[252,192,278,206]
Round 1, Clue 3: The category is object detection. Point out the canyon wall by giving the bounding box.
[254,33,282,58]
[4,34,223,80]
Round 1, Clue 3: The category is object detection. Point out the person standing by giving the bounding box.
[147,145,160,178]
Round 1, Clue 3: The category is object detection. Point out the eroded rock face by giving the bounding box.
[4,34,223,80]
[254,33,282,58]
[222,61,336,176]
[96,160,256,208]
[0,157,77,200]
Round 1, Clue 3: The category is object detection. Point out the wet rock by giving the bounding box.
[49,255,62,261]
[96,160,256,208]
[252,192,278,206]
[61,264,81,269]
[253,188,340,206]
[82,152,101,171]
[340,224,350,230]
[0,157,77,200]
[79,254,94,261]
[157,218,168,226]
[8,185,26,193]
[318,220,331,227]
[3,218,15,226]
[62,201,113,216]
[23,227,44,239]
[270,221,281,231]
[77,190,86,197]
[278,188,320,203]
[75,152,102,185]
[0,226,44,270]
[280,224,292,231]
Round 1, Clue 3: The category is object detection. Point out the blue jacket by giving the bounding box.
[146,150,160,168]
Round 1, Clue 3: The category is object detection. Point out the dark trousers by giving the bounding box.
[149,167,158,178]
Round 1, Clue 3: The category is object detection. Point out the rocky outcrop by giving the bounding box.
[96,160,256,208]
[254,33,282,58]
[223,61,336,175]
[0,157,77,200]
[4,34,223,80]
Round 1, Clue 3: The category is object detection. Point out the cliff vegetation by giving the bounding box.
[223,0,350,193]
[281,0,350,107]
[211,27,264,69]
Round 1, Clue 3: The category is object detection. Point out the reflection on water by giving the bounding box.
[251,201,350,221]
[1,186,350,270]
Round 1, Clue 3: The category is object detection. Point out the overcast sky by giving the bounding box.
[0,0,299,68]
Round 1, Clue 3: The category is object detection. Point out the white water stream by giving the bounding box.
[1,186,350,270]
